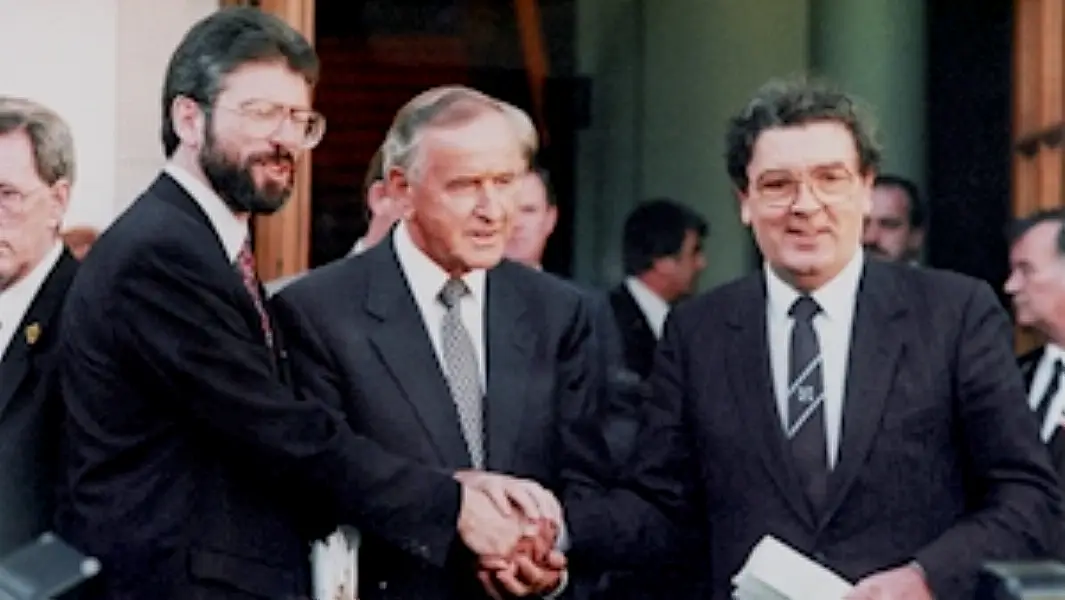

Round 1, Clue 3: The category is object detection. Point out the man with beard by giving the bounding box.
[57,8,531,600]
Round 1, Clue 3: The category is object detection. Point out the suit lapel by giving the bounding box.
[724,275,816,529]
[364,244,473,468]
[820,261,906,526]
[484,265,534,471]
[0,250,78,419]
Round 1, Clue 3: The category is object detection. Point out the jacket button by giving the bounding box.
[378,580,388,590]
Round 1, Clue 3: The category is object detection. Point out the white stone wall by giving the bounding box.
[0,0,218,230]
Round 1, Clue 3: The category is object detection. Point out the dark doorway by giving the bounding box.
[310,0,579,276]
[926,0,1013,305]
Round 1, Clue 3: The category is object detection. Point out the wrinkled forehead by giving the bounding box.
[748,121,860,174]
[418,112,525,171]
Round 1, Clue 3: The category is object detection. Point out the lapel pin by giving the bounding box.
[25,323,40,346]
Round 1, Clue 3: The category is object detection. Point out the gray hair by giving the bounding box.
[382,85,535,177]
[0,96,75,185]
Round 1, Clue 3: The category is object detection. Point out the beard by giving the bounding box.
[199,123,295,215]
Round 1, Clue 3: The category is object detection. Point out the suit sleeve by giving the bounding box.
[115,244,462,568]
[563,303,695,569]
[914,281,1064,595]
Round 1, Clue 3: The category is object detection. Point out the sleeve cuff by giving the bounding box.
[542,568,569,599]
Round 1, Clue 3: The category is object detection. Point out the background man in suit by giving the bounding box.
[609,199,706,383]
[57,9,526,599]
[0,96,79,556]
[1005,209,1065,481]
[504,167,557,270]
[862,174,926,265]
[274,85,599,600]
[563,77,1062,600]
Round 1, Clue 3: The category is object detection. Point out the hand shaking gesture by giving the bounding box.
[455,471,567,598]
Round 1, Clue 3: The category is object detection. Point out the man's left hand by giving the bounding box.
[846,565,933,600]
[478,550,567,599]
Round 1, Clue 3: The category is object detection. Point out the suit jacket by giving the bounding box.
[272,241,607,600]
[57,174,463,600]
[1020,347,1065,485]
[607,284,657,383]
[0,249,77,556]
[565,259,1062,600]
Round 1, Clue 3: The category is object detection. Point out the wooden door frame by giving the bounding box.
[1012,0,1064,353]
[220,0,314,281]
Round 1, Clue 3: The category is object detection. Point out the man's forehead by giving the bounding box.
[749,121,859,170]
[0,130,39,185]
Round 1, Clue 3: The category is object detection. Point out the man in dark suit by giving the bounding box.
[1005,209,1065,482]
[274,86,600,600]
[562,77,1062,600]
[0,96,79,556]
[609,199,707,383]
[57,10,528,600]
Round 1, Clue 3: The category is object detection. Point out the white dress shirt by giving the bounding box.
[1029,344,1065,442]
[164,163,247,262]
[393,220,487,386]
[624,276,670,339]
[0,242,63,360]
[765,251,864,469]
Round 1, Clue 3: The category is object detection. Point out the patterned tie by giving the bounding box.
[438,278,485,469]
[236,241,274,349]
[1036,359,1064,440]
[786,295,828,515]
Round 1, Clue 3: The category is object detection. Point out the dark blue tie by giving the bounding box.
[787,296,828,515]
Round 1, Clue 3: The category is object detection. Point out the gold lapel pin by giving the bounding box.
[25,323,41,345]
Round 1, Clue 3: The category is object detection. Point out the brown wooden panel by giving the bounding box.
[1012,0,1065,353]
[251,0,315,280]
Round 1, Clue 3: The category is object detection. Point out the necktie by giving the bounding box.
[438,278,485,468]
[786,295,828,515]
[236,241,274,349]
[1036,359,1064,440]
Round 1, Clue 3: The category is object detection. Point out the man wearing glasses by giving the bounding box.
[0,96,79,557]
[563,78,1061,600]
[57,8,523,600]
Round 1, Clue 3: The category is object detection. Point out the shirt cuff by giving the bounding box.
[542,568,569,599]
[555,518,571,552]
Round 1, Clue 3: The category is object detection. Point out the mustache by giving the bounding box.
[863,243,887,256]
[249,147,295,168]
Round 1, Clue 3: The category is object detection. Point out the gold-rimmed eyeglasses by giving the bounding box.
[213,99,327,150]
[750,165,858,209]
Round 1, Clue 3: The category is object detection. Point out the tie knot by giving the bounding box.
[438,278,470,308]
[789,295,821,322]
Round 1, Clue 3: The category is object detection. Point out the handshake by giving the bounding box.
[454,470,568,599]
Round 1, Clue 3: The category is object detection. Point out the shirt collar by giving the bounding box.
[0,242,64,317]
[392,220,486,305]
[163,162,248,263]
[765,250,865,322]
[624,276,670,337]
[1046,344,1065,365]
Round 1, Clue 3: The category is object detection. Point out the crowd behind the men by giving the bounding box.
[2,6,1065,600]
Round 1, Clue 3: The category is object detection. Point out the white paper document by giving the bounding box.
[732,535,853,600]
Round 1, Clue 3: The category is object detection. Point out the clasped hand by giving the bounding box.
[455,470,567,599]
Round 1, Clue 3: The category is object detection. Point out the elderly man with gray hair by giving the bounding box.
[0,95,79,555]
[273,84,605,600]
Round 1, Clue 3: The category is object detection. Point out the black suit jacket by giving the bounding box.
[565,260,1062,600]
[273,241,607,600]
[607,284,657,382]
[1020,347,1065,483]
[0,250,77,555]
[57,174,464,600]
